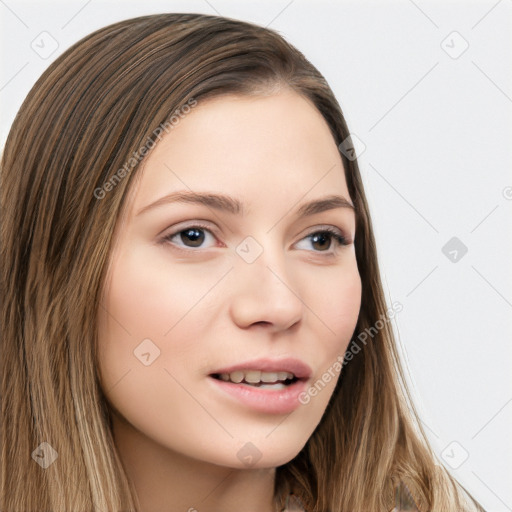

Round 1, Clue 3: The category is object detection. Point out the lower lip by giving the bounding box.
[208,376,308,414]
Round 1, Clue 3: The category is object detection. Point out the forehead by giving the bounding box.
[126,90,349,218]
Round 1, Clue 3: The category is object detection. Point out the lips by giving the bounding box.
[208,357,313,414]
[208,361,310,415]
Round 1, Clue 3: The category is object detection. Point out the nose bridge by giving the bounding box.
[235,233,292,288]
[230,234,303,330]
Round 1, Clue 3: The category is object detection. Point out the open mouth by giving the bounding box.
[210,371,300,390]
[208,366,310,414]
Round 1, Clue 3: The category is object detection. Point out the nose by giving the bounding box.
[229,250,304,333]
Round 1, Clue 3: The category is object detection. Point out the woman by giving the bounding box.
[1,13,486,512]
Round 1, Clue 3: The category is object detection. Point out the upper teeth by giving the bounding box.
[219,370,294,384]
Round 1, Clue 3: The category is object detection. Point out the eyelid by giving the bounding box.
[160,221,221,251]
[299,224,350,244]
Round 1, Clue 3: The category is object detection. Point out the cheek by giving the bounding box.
[300,258,361,391]
[100,247,218,337]
[330,271,361,342]
[96,248,226,387]
[293,261,361,414]
[302,258,361,346]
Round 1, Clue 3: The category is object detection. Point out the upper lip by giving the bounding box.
[210,357,312,379]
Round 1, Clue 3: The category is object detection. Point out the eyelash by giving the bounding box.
[161,223,349,254]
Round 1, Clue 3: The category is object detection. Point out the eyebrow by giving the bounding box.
[136,191,356,217]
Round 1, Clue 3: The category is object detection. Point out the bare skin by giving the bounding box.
[97,89,362,512]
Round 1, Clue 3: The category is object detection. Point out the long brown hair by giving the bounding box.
[1,13,485,511]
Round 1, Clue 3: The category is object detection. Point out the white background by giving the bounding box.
[1,1,511,510]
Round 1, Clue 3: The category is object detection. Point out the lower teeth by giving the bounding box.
[242,382,286,390]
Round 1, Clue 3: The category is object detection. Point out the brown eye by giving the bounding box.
[180,228,205,247]
[163,225,216,250]
[295,228,348,254]
[310,232,332,251]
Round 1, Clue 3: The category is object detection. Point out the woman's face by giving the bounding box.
[97,89,362,469]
